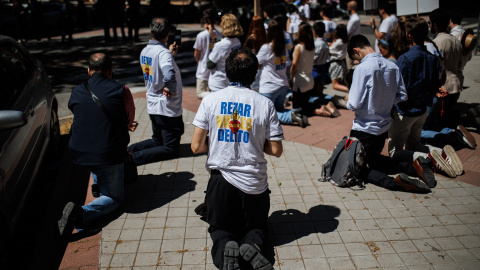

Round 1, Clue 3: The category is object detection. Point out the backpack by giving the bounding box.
[320,136,366,189]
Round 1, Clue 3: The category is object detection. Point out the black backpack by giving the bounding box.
[320,136,366,189]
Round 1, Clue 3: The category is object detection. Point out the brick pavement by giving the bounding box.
[72,87,480,270]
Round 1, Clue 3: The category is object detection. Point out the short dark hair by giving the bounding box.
[313,21,326,37]
[335,24,348,43]
[272,14,286,30]
[321,4,333,18]
[202,8,217,24]
[405,17,428,45]
[379,3,394,15]
[89,53,112,72]
[429,8,449,33]
[449,8,463,25]
[225,47,258,87]
[150,17,171,41]
[347,34,371,60]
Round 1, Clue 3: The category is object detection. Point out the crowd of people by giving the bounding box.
[57,1,478,270]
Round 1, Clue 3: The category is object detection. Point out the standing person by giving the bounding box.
[387,18,445,186]
[257,20,308,127]
[320,3,337,43]
[346,35,431,193]
[126,0,141,42]
[191,47,282,270]
[346,1,360,39]
[207,14,243,92]
[60,0,74,42]
[297,0,310,23]
[328,24,349,92]
[128,17,184,166]
[370,3,397,52]
[194,9,223,99]
[448,8,473,87]
[58,53,135,235]
[244,15,266,92]
[286,4,301,39]
[430,8,463,118]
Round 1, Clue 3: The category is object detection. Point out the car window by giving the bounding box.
[0,42,35,110]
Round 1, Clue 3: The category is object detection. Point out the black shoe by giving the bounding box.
[91,184,100,198]
[394,173,431,193]
[224,241,240,270]
[291,111,306,128]
[240,243,273,270]
[413,156,437,188]
[455,125,477,149]
[58,202,82,236]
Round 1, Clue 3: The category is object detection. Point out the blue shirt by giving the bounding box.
[395,45,440,116]
[347,52,407,135]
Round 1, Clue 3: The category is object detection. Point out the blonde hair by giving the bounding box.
[221,14,244,38]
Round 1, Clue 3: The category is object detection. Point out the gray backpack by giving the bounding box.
[320,136,366,189]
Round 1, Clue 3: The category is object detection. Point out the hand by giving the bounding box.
[370,17,376,29]
[436,86,448,98]
[169,42,178,57]
[163,87,175,98]
[345,94,349,103]
[128,121,138,132]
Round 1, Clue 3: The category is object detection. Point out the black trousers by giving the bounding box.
[350,130,416,190]
[206,171,273,269]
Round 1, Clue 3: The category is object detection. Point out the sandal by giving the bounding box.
[315,105,332,117]
[326,101,341,117]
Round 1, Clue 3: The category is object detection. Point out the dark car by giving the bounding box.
[0,35,59,264]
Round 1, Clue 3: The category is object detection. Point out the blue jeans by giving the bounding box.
[82,162,124,228]
[128,114,184,165]
[261,86,293,124]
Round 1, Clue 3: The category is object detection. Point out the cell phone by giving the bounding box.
[167,29,182,47]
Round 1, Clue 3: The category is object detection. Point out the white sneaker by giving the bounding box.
[428,150,456,178]
[442,145,463,176]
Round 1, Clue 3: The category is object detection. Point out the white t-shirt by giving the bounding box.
[298,3,310,19]
[288,12,301,35]
[329,39,347,61]
[257,43,289,94]
[347,13,360,39]
[192,86,284,194]
[323,20,337,43]
[193,29,223,81]
[375,16,397,52]
[140,40,182,117]
[208,37,242,92]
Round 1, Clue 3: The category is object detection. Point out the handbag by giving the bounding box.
[84,82,137,185]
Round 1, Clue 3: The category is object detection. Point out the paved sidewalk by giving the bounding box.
[88,88,480,270]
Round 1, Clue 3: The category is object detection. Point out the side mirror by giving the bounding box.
[0,110,27,131]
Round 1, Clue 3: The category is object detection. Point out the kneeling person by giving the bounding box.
[191,47,283,270]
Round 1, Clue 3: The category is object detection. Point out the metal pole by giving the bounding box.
[254,0,261,17]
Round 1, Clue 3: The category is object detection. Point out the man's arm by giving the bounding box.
[194,49,201,63]
[264,140,283,158]
[159,49,177,97]
[191,126,209,154]
[370,18,387,40]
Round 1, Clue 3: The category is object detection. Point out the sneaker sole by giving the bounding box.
[224,241,240,270]
[414,157,437,188]
[58,202,75,235]
[240,243,273,270]
[395,173,431,193]
[443,145,463,176]
[431,150,456,178]
[457,125,476,149]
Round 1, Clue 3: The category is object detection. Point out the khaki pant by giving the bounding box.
[196,78,210,99]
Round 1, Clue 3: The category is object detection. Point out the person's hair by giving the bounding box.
[405,17,428,45]
[272,14,287,31]
[379,3,394,15]
[221,14,244,38]
[150,17,171,41]
[89,53,112,72]
[449,8,463,25]
[297,23,314,51]
[335,24,348,43]
[313,21,326,37]
[266,20,286,57]
[347,34,371,60]
[287,4,298,14]
[321,4,333,18]
[390,16,409,59]
[348,1,357,11]
[202,8,216,25]
[225,47,258,86]
[378,39,391,57]
[244,15,266,54]
[429,8,450,33]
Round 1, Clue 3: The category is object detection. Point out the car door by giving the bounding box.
[0,39,48,226]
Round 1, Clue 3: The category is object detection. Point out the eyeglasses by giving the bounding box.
[379,39,389,47]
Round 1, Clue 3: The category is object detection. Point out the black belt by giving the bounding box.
[211,169,221,175]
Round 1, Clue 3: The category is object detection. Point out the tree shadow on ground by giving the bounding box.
[268,205,341,246]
